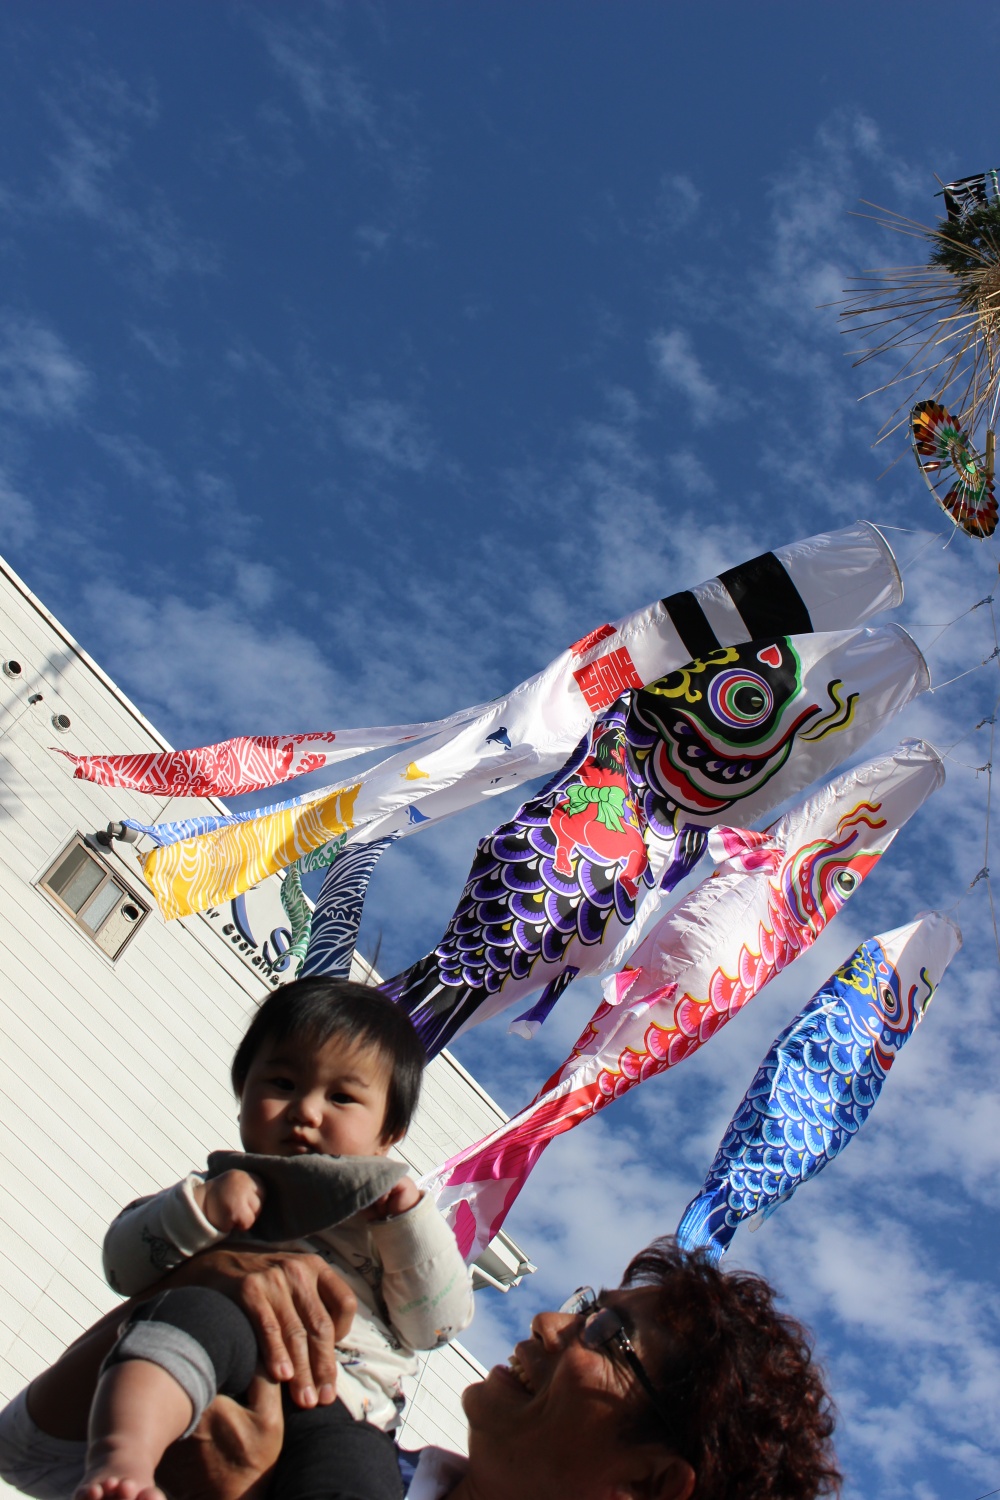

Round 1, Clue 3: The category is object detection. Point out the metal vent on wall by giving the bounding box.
[38,837,149,960]
[472,1230,537,1293]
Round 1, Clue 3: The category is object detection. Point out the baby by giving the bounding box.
[0,977,474,1500]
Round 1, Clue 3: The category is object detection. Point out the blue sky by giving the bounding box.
[2,5,999,1496]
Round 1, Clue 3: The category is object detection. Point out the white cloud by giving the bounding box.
[95,433,183,509]
[256,12,428,254]
[77,582,348,740]
[648,328,723,426]
[33,84,218,283]
[667,449,715,495]
[355,224,392,256]
[0,469,36,547]
[194,473,258,543]
[129,326,182,368]
[753,1203,1000,1492]
[338,397,434,471]
[643,172,702,239]
[261,20,381,142]
[0,312,90,422]
[233,561,279,610]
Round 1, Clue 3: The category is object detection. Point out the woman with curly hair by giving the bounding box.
[438,1236,840,1500]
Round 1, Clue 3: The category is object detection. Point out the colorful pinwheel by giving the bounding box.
[911,399,998,538]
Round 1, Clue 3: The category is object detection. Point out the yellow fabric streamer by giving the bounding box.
[143,782,362,920]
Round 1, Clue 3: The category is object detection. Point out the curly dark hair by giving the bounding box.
[619,1238,841,1500]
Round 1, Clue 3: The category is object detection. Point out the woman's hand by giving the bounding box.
[167,1248,356,1408]
[157,1373,283,1500]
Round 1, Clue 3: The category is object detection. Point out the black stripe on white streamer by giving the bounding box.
[661,550,813,660]
[301,835,400,979]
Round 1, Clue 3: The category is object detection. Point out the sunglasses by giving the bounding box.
[559,1287,676,1432]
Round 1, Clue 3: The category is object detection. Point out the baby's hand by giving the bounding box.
[196,1170,266,1233]
[364,1176,422,1221]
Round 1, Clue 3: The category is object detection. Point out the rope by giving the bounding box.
[935,581,1000,965]
[909,594,994,649]
[0,698,36,740]
[898,531,949,576]
[979,597,1000,965]
[930,647,1000,692]
[941,701,999,758]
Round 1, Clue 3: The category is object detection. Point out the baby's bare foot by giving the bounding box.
[80,1355,192,1500]
[74,1439,166,1500]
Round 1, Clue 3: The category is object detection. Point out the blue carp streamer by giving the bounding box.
[676,916,960,1262]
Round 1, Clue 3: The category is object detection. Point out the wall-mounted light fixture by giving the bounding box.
[94,821,140,847]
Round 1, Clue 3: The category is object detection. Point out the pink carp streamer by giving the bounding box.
[421,740,944,1260]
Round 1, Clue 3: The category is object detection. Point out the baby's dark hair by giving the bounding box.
[231,977,427,1143]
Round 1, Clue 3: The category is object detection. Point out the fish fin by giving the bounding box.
[675,1185,728,1263]
[707,825,784,875]
[748,1195,790,1233]
[509,967,580,1039]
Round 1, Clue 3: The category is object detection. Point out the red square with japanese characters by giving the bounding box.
[572,646,643,711]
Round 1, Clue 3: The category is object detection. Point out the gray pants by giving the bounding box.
[103,1287,257,1437]
[0,1388,85,1500]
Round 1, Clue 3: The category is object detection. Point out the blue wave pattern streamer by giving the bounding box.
[301,835,400,980]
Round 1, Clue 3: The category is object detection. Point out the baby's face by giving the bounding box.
[238,1032,394,1159]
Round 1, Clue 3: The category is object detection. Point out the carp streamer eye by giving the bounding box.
[707,670,774,730]
[879,981,901,1018]
[833,869,858,896]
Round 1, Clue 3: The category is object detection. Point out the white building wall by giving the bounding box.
[0,554,523,1478]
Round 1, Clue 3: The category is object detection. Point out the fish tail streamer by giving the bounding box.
[142,782,362,920]
[56,733,342,798]
[426,1076,604,1260]
[279,866,313,977]
[301,835,399,981]
[508,966,580,1039]
[675,1185,730,1262]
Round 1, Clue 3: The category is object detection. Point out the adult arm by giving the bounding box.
[164,1247,356,1407]
[27,1247,356,1440]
